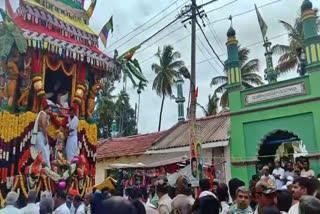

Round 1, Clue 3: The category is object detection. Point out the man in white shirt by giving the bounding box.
[288,177,314,214]
[21,190,39,214]
[172,176,195,207]
[261,166,276,184]
[300,160,315,178]
[156,177,172,214]
[54,191,71,214]
[71,195,85,214]
[0,191,22,214]
[272,161,284,190]
[66,106,79,162]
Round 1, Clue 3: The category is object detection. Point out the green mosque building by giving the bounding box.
[227,0,320,183]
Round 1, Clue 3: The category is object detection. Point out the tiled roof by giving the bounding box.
[96,131,166,160]
[149,112,230,150]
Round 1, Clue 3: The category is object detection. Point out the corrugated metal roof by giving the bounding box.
[96,131,166,160]
[149,112,230,150]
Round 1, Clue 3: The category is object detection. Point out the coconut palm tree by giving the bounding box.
[211,46,263,108]
[152,45,187,131]
[95,79,116,138]
[197,94,219,116]
[272,10,319,74]
[136,80,147,132]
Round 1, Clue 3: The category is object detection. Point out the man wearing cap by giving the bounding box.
[227,186,253,214]
[66,106,79,162]
[254,178,277,214]
[0,191,22,214]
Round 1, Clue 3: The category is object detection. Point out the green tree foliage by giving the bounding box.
[96,81,137,138]
[272,9,319,74]
[197,94,219,116]
[152,45,187,131]
[96,80,116,138]
[211,46,263,108]
[115,90,137,137]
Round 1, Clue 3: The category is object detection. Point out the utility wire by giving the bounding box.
[204,17,225,51]
[105,0,185,50]
[136,25,185,55]
[136,0,282,58]
[208,0,282,23]
[185,26,222,74]
[195,32,288,65]
[106,0,190,53]
[205,0,238,13]
[196,20,225,67]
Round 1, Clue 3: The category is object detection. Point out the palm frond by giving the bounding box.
[213,83,228,95]
[210,75,228,86]
[279,20,296,35]
[220,91,229,108]
[272,44,290,55]
[168,60,185,70]
[277,57,298,74]
[238,47,249,66]
[242,73,264,86]
[241,59,259,74]
[242,82,254,89]
[151,63,162,74]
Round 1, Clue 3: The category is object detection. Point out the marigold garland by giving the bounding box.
[78,120,97,145]
[80,178,87,197]
[0,189,5,208]
[42,175,48,191]
[20,175,28,198]
[12,175,19,191]
[0,111,36,143]
[37,180,43,196]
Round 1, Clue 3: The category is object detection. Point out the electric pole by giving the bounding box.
[190,0,196,123]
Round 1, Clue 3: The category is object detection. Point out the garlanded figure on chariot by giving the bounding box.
[0,0,148,206]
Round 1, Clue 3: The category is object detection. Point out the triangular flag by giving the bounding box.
[99,16,113,48]
[255,4,268,39]
[87,0,97,18]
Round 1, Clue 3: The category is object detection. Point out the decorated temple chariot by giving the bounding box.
[0,0,122,204]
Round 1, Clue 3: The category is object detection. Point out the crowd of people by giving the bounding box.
[1,159,320,214]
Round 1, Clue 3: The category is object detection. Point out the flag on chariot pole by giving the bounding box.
[86,0,97,18]
[99,16,113,48]
[255,4,268,40]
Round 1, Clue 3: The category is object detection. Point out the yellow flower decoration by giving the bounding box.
[0,112,36,143]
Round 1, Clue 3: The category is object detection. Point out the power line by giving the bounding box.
[207,0,282,23]
[135,24,185,55]
[135,0,282,57]
[105,0,184,50]
[195,32,288,65]
[185,26,222,75]
[106,0,190,53]
[196,20,225,66]
[206,0,238,14]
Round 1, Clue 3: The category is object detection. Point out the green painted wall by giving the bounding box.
[229,70,320,184]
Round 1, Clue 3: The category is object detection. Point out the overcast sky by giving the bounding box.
[1,0,319,134]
